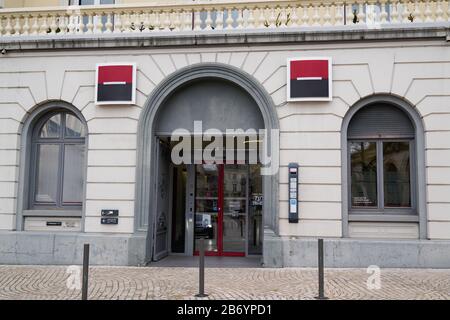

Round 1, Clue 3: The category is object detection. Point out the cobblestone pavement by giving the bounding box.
[0,265,449,300]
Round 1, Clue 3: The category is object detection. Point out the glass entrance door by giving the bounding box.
[223,165,247,255]
[194,164,220,254]
[194,164,248,256]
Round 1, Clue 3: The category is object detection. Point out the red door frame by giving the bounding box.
[194,164,245,257]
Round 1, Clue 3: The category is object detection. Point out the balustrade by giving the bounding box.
[0,0,448,37]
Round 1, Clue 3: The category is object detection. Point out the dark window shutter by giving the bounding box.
[348,104,415,139]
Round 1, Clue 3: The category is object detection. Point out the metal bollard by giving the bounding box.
[195,237,208,298]
[81,243,90,300]
[315,238,328,300]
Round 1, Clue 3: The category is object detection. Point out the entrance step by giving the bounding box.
[149,255,262,268]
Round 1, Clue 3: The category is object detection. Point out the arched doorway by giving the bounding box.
[135,63,279,263]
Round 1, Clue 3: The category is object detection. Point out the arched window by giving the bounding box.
[347,103,416,215]
[29,110,86,210]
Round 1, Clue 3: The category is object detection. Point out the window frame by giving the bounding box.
[17,102,89,231]
[28,110,86,211]
[348,138,417,217]
[341,95,426,238]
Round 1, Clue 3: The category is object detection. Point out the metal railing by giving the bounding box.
[0,0,449,38]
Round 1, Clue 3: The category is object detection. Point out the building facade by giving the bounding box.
[0,0,450,267]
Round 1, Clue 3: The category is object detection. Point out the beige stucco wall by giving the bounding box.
[0,40,449,240]
[3,0,59,8]
[3,0,22,8]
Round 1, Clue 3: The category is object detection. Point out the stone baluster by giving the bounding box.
[335,2,345,25]
[323,3,332,26]
[216,8,224,30]
[290,5,299,27]
[134,12,142,32]
[130,12,137,32]
[22,15,31,35]
[162,11,171,31]
[312,3,321,26]
[132,12,140,32]
[40,15,49,34]
[172,10,181,31]
[113,12,123,33]
[408,0,416,22]
[366,0,375,23]
[31,15,39,35]
[357,1,366,24]
[184,10,193,31]
[380,0,388,23]
[301,5,310,26]
[225,8,234,29]
[86,13,94,34]
[120,12,129,32]
[67,13,75,34]
[241,8,247,29]
[268,6,277,28]
[278,6,287,28]
[436,0,445,21]
[149,12,156,32]
[4,16,13,36]
[424,0,433,22]
[257,7,266,28]
[402,0,411,22]
[447,0,450,21]
[141,12,150,32]
[123,12,133,32]
[193,9,201,30]
[0,17,4,36]
[205,9,213,30]
[14,15,22,36]
[3,16,11,36]
[50,15,58,34]
[95,12,104,33]
[176,10,183,31]
[345,2,354,24]
[59,14,68,35]
[236,7,244,28]
[412,1,422,22]
[126,12,134,32]
[105,12,113,33]
[141,11,148,32]
[247,7,256,28]
[147,12,155,32]
[137,12,143,32]
[77,13,85,34]
[391,0,400,23]
[216,8,226,30]
[329,3,336,26]
[156,11,164,31]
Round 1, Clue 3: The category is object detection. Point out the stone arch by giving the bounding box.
[135,63,280,261]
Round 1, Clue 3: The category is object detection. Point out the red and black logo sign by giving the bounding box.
[96,64,136,104]
[287,58,332,101]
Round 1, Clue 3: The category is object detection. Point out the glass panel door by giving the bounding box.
[194,164,219,253]
[223,165,247,255]
[194,164,258,256]
[248,164,263,255]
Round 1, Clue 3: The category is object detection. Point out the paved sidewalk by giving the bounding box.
[0,265,449,300]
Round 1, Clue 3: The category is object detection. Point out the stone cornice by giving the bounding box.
[0,25,449,52]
